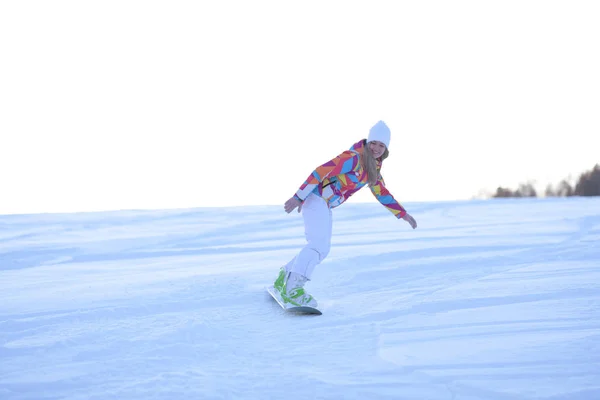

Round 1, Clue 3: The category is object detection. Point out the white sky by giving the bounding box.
[1,0,599,214]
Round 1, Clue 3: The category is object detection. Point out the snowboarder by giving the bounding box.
[273,120,418,309]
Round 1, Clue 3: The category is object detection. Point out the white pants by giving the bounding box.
[284,193,332,280]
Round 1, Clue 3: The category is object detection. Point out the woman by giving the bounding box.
[273,120,417,308]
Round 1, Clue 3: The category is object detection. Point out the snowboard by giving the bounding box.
[266,285,322,315]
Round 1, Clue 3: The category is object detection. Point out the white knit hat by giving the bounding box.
[367,120,391,149]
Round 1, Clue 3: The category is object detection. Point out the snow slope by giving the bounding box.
[1,198,599,400]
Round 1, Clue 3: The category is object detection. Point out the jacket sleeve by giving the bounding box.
[294,150,360,201]
[370,174,407,219]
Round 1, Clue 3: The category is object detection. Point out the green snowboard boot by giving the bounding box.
[273,267,286,294]
[281,271,318,308]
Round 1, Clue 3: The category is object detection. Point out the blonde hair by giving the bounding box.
[361,140,389,186]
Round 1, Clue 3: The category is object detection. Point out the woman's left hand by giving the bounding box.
[402,213,417,229]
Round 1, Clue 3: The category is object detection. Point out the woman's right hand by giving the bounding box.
[284,197,303,214]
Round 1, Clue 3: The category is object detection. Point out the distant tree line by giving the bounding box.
[492,164,600,198]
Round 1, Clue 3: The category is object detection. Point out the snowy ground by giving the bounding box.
[1,197,599,400]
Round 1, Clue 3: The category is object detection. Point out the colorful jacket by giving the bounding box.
[293,139,407,219]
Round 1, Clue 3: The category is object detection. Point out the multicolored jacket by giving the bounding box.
[293,139,407,219]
